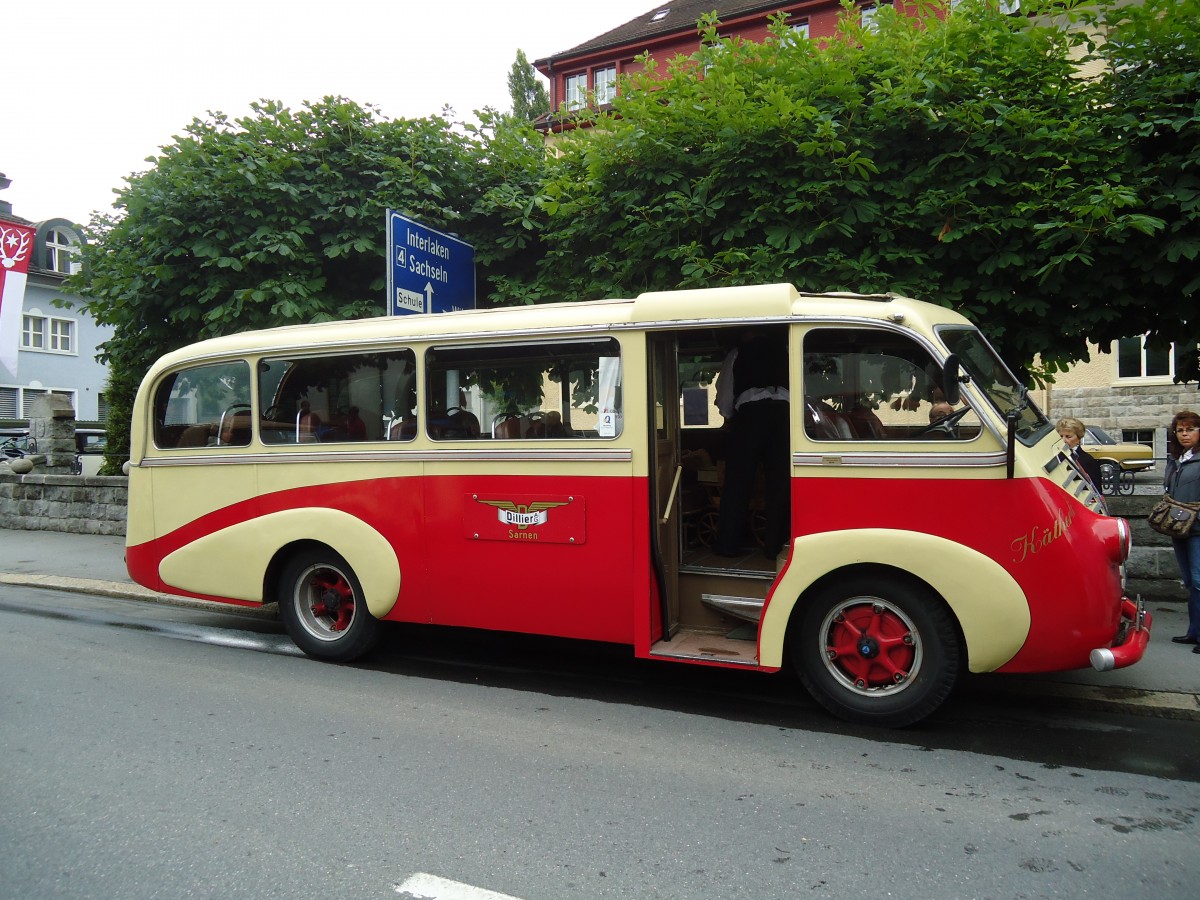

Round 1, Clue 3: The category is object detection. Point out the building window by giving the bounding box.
[0,386,17,418]
[1122,428,1154,448]
[861,1,892,32]
[46,227,81,275]
[651,8,669,22]
[1116,336,1179,380]
[787,20,810,42]
[565,73,587,110]
[21,314,75,354]
[594,66,617,105]
[22,316,44,350]
[0,385,77,418]
[50,318,74,352]
[97,392,109,422]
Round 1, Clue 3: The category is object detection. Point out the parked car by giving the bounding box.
[1082,426,1154,483]
[74,428,107,476]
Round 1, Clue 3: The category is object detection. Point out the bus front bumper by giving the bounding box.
[1089,597,1152,672]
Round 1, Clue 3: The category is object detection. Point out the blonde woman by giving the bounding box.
[1056,417,1102,489]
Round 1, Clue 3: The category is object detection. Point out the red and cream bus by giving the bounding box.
[125,283,1150,726]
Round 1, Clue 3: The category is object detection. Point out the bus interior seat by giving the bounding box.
[389,419,417,441]
[176,424,213,448]
[846,406,887,439]
[493,413,523,439]
[804,400,854,441]
[219,412,252,446]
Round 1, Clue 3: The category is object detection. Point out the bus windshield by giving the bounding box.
[940,327,1051,444]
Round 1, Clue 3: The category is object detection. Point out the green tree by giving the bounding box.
[73,97,480,471]
[526,0,1198,382]
[507,49,550,122]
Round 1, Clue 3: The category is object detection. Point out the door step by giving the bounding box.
[700,593,765,623]
[649,629,760,667]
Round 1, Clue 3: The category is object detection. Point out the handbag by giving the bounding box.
[1147,493,1200,538]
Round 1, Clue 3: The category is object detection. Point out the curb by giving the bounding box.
[968,678,1200,723]
[0,573,278,620]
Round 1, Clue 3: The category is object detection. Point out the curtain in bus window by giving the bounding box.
[257,350,416,444]
[154,361,252,449]
[426,338,622,440]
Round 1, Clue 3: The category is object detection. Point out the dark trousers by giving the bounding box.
[715,400,791,557]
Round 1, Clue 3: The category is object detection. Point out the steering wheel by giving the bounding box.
[914,406,972,438]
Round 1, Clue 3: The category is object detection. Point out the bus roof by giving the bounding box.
[149,283,974,369]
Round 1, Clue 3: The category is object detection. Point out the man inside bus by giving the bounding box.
[713,328,791,560]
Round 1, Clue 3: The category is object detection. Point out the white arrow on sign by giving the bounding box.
[424,282,435,306]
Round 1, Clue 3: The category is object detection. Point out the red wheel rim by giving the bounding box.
[819,598,921,696]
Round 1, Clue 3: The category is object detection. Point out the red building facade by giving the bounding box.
[533,0,929,132]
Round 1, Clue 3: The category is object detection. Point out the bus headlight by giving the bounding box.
[1098,517,1132,565]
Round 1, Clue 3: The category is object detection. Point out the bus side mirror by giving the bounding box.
[943,355,961,406]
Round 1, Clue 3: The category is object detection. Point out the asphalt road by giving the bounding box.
[2,586,1199,900]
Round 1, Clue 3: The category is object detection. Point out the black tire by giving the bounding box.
[790,574,960,728]
[277,548,380,662]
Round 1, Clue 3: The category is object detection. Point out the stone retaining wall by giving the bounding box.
[1107,494,1186,599]
[0,471,128,535]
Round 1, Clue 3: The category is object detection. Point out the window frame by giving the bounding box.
[564,72,587,110]
[21,313,76,355]
[1114,335,1181,383]
[424,337,623,441]
[46,227,81,275]
[593,66,617,105]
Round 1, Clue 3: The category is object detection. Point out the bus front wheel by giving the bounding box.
[278,549,380,662]
[790,575,960,728]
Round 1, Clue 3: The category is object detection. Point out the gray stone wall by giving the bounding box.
[1106,494,1186,601]
[0,471,127,535]
[1050,384,1199,459]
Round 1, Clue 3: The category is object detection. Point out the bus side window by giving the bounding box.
[153,361,251,449]
[259,350,415,444]
[426,339,622,441]
[802,328,977,441]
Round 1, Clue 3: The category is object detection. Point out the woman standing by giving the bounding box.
[1165,410,1200,651]
[1056,417,1103,489]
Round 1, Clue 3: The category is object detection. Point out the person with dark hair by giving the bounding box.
[714,329,791,560]
[1165,409,1200,651]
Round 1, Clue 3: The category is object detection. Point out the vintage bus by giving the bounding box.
[125,284,1150,727]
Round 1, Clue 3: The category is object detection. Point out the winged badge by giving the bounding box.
[477,498,570,530]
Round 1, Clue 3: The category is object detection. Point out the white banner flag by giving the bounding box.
[0,220,36,376]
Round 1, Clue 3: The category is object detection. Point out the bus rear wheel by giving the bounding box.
[791,576,959,728]
[278,549,380,662]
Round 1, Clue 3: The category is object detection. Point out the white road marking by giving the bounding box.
[394,872,524,900]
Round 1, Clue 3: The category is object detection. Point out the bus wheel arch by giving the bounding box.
[275,542,381,663]
[785,564,964,727]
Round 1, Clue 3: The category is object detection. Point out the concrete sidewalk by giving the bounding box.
[1,527,1198,720]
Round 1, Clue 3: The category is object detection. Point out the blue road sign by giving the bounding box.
[386,211,476,315]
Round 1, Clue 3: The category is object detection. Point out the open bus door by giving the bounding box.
[649,334,681,640]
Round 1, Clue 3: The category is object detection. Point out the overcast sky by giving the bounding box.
[2,0,658,226]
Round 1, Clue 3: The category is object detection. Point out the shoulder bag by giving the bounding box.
[1147,493,1200,538]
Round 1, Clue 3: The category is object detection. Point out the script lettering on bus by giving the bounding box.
[1010,505,1076,564]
